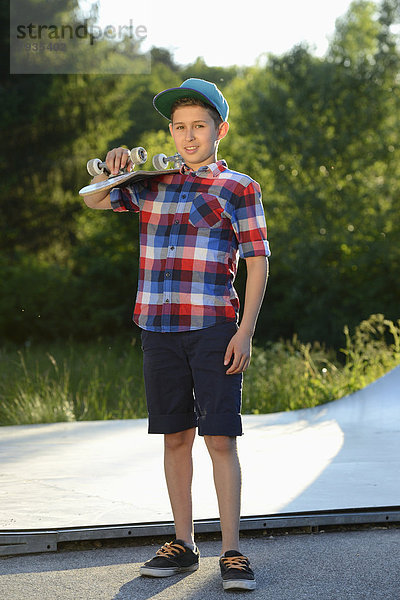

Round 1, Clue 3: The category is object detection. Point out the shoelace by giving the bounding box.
[221,555,250,571]
[156,541,186,558]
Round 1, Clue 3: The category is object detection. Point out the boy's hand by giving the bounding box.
[105,147,133,175]
[224,329,252,374]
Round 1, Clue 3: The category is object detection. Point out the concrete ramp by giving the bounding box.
[0,366,399,531]
[240,365,400,516]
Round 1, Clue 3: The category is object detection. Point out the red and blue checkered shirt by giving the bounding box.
[110,160,270,332]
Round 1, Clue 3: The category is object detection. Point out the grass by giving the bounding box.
[244,313,400,413]
[1,314,399,426]
[0,337,147,425]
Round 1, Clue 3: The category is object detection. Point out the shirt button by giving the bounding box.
[165,299,170,303]
[181,194,187,199]
[170,246,175,251]
[165,272,171,278]
[175,219,179,224]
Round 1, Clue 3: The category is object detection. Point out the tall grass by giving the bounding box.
[0,337,146,425]
[243,313,400,414]
[1,314,399,426]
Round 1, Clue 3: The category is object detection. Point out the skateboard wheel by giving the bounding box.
[130,146,147,165]
[87,158,103,176]
[152,153,169,170]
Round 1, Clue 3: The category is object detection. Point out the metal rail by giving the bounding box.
[1,506,399,557]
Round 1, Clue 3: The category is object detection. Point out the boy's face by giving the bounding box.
[169,105,228,170]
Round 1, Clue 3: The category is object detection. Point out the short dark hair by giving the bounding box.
[170,97,223,128]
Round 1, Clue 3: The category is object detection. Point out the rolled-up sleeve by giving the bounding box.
[110,184,140,213]
[229,180,271,259]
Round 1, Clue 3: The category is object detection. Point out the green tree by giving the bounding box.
[2,0,400,347]
[225,0,400,346]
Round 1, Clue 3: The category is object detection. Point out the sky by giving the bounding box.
[79,0,357,67]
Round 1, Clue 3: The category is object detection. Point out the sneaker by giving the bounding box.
[219,550,256,591]
[140,539,200,577]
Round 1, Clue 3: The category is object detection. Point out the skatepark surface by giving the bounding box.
[0,365,399,529]
[0,366,399,599]
[1,528,399,600]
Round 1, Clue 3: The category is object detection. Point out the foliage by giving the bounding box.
[0,337,146,425]
[243,314,400,414]
[224,0,400,345]
[1,0,400,348]
[1,314,398,425]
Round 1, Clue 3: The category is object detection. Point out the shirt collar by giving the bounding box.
[180,159,227,178]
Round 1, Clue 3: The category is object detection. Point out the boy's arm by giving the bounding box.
[83,171,112,209]
[224,255,269,375]
[83,147,132,210]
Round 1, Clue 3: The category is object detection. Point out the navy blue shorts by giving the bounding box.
[141,321,243,436]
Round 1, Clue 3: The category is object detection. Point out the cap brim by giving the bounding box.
[153,87,217,120]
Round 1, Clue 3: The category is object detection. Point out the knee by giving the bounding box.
[204,435,237,456]
[164,429,195,452]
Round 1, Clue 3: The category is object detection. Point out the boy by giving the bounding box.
[83,78,270,591]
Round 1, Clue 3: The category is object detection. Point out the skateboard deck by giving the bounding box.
[79,168,180,197]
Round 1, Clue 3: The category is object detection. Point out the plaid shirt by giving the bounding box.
[110,160,270,332]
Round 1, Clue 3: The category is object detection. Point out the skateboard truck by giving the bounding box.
[86,147,147,177]
[152,153,183,170]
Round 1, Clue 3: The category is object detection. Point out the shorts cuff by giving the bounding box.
[197,413,243,437]
[148,412,198,434]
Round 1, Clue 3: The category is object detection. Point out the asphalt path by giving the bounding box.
[1,528,399,600]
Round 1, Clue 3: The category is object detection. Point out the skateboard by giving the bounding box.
[79,147,183,197]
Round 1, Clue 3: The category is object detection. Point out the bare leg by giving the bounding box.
[204,435,241,554]
[164,427,196,546]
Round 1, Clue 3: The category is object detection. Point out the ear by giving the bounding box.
[169,122,173,136]
[217,121,229,141]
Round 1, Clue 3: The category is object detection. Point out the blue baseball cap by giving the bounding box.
[153,78,229,122]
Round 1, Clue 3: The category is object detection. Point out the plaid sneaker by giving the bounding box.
[140,539,199,577]
[219,550,256,591]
